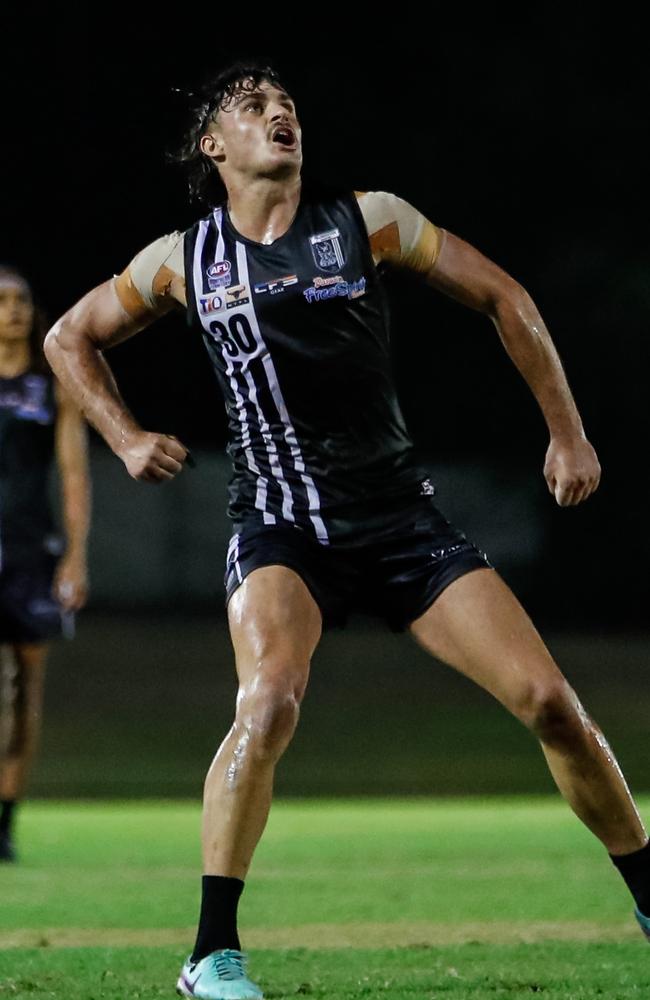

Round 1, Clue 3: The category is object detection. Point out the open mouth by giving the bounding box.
[271,126,297,147]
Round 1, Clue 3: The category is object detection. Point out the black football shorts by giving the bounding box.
[224,496,491,630]
[0,553,71,643]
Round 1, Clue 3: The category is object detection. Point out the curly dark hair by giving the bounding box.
[0,265,49,374]
[170,60,291,207]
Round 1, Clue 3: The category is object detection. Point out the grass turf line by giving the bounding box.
[1,798,649,997]
[1,945,650,999]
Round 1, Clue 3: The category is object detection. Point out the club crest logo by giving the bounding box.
[206,260,232,290]
[309,228,345,273]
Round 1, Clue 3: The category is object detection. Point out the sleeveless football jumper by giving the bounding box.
[184,187,427,544]
[0,370,66,641]
[0,371,57,565]
[184,186,490,627]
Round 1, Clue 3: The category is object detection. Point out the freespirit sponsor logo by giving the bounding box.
[303,276,366,304]
[254,274,298,295]
[206,260,231,290]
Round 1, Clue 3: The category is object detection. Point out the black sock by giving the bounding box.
[610,840,650,915]
[0,800,16,838]
[190,875,244,963]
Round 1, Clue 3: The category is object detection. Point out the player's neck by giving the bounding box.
[226,175,301,245]
[0,339,31,378]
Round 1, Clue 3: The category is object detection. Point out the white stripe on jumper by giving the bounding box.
[236,243,329,544]
[193,216,275,525]
[205,210,295,525]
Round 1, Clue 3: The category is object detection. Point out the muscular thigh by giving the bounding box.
[227,565,322,699]
[409,568,566,714]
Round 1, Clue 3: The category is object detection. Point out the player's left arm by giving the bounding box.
[52,383,91,611]
[356,191,601,507]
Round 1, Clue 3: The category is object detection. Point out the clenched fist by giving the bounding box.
[118,431,190,483]
[544,436,601,507]
[53,551,89,611]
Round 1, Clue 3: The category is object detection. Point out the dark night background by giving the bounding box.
[2,15,648,627]
[2,13,650,798]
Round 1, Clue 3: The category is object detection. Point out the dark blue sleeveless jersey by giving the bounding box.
[0,370,57,565]
[184,186,426,544]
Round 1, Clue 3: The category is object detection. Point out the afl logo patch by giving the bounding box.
[206,260,232,290]
[309,228,345,273]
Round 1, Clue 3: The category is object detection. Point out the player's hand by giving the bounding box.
[543,435,601,506]
[53,552,88,612]
[118,431,190,483]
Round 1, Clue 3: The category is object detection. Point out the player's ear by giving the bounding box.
[199,127,225,162]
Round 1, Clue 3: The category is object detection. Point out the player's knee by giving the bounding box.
[236,676,301,759]
[517,677,583,743]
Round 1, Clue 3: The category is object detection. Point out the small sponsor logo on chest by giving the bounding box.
[199,284,250,314]
[254,274,298,295]
[199,293,224,315]
[226,284,250,308]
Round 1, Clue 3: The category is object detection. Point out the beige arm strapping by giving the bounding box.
[356,190,442,275]
[114,231,186,318]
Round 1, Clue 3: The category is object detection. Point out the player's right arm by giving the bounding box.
[44,233,188,483]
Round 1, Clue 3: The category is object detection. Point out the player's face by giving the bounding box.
[212,80,302,179]
[0,280,33,343]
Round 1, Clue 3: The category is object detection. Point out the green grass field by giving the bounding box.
[1,798,650,998]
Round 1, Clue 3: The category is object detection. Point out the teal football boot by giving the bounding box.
[634,907,650,941]
[177,949,263,999]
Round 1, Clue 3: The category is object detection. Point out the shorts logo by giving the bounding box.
[206,261,232,290]
[199,294,224,315]
[254,274,298,295]
[225,283,250,309]
[303,276,366,304]
[420,478,435,496]
[309,228,345,273]
[431,542,465,561]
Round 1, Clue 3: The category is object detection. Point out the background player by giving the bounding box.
[44,63,650,999]
[0,265,90,862]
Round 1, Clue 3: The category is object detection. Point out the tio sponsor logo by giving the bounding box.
[199,294,224,315]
